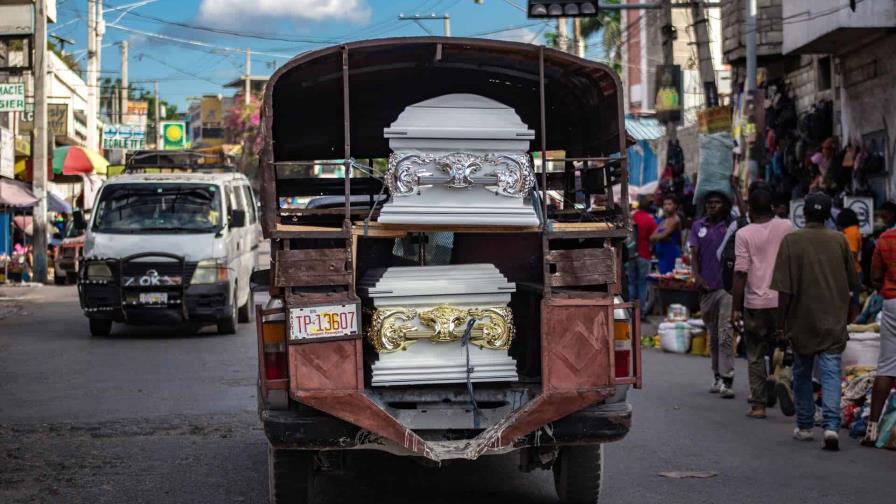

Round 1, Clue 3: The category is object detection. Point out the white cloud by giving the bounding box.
[197,0,372,27]
[485,27,543,45]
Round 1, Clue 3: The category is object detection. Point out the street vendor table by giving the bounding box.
[648,274,701,315]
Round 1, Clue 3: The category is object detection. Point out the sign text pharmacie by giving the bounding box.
[0,83,26,112]
[102,123,146,150]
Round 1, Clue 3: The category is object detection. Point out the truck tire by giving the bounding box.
[218,291,238,335]
[268,446,313,504]
[238,289,253,323]
[89,319,113,337]
[553,445,603,504]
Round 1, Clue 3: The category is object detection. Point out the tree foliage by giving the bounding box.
[543,1,623,75]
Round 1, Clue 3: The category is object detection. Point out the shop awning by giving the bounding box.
[625,115,665,141]
[0,178,39,208]
[48,190,72,214]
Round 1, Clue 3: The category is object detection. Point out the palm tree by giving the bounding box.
[580,1,622,74]
[542,2,622,75]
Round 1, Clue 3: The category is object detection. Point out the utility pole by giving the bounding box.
[556,16,569,53]
[691,1,718,107]
[744,0,758,180]
[120,40,128,124]
[87,0,97,150]
[154,81,161,148]
[572,17,585,57]
[96,0,104,85]
[397,13,451,36]
[661,0,677,141]
[244,48,251,105]
[33,0,49,283]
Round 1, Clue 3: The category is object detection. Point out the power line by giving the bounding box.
[106,23,293,58]
[136,52,225,87]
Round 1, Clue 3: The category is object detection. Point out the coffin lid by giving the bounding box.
[384,94,534,141]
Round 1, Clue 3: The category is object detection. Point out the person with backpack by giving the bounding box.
[689,191,736,399]
[730,187,794,419]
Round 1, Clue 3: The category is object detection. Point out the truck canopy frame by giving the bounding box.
[260,36,629,237]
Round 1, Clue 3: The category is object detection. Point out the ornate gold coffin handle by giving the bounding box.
[367,305,515,353]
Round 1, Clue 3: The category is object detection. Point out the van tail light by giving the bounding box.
[612,301,642,389]
[262,320,288,380]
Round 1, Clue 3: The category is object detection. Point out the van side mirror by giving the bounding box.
[73,209,87,231]
[229,209,246,228]
[250,269,271,292]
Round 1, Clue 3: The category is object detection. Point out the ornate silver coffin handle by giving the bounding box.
[386,152,534,198]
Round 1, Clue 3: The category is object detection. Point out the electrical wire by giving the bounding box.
[136,52,225,86]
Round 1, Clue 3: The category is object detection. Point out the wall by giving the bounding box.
[722,0,784,63]
[837,34,896,198]
[783,0,896,54]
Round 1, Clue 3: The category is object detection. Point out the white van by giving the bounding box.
[77,170,262,336]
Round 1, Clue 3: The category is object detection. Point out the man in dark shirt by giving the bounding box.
[771,192,861,451]
[689,191,735,398]
[628,196,658,321]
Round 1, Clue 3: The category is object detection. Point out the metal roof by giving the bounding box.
[625,115,665,141]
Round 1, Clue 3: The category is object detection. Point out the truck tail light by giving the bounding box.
[613,317,632,379]
[262,320,288,380]
[612,300,642,388]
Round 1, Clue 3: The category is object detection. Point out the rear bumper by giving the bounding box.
[80,282,232,324]
[262,401,631,453]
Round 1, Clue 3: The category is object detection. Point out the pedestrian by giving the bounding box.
[731,187,793,419]
[628,195,657,321]
[689,191,736,398]
[863,226,896,447]
[771,192,861,451]
[650,195,682,275]
[837,208,863,319]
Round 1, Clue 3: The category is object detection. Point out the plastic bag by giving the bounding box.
[666,303,689,322]
[693,133,734,206]
[659,322,693,353]
[876,392,896,449]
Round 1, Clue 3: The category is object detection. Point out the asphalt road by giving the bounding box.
[1,285,893,504]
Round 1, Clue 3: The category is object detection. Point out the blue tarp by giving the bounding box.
[628,140,658,187]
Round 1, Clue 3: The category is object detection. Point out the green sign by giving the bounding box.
[0,83,26,112]
[161,121,187,150]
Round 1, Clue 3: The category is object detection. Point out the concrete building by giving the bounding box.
[621,1,732,181]
[188,95,232,149]
[223,75,268,98]
[621,1,731,124]
[782,0,896,200]
[720,0,896,203]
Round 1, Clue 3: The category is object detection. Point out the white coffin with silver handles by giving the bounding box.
[378,94,539,226]
[361,264,519,386]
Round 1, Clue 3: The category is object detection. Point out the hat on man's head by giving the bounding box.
[804,192,832,223]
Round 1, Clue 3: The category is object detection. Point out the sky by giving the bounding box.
[48,0,609,113]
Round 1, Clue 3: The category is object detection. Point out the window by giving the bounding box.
[817,57,832,91]
[92,183,222,234]
[241,185,258,224]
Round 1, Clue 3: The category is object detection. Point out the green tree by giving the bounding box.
[48,40,82,75]
[542,1,623,75]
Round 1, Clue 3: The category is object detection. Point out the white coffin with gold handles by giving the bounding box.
[378,94,539,227]
[360,264,519,386]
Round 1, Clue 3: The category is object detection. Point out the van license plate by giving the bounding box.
[139,292,168,305]
[289,304,359,341]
